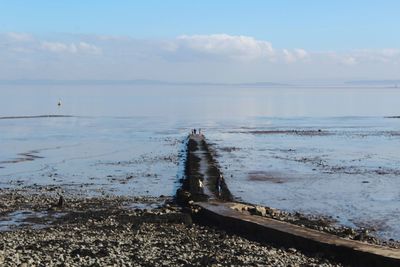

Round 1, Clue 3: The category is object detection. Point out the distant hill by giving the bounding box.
[346,80,400,87]
[0,79,290,87]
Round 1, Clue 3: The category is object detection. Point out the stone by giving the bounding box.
[254,206,267,216]
[230,203,251,212]
[247,205,269,216]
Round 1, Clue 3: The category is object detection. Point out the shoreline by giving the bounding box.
[1,185,399,249]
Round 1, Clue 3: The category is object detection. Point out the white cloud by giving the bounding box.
[6,32,33,42]
[379,49,400,57]
[41,41,74,53]
[294,49,308,59]
[283,49,296,63]
[171,34,312,63]
[77,42,102,54]
[41,41,101,55]
[176,34,275,60]
[364,49,400,63]
[342,56,357,65]
[1,32,399,81]
[282,48,309,63]
[323,49,400,66]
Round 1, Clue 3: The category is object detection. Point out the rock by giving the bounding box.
[230,203,250,212]
[343,228,356,236]
[70,248,95,258]
[256,206,267,216]
[176,189,191,205]
[249,206,267,216]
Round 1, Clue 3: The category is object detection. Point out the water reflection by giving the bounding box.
[1,85,400,118]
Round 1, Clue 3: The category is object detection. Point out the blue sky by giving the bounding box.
[0,1,399,82]
[2,0,399,50]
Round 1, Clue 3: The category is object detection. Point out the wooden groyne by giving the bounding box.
[177,134,400,267]
[177,134,232,204]
[195,201,400,267]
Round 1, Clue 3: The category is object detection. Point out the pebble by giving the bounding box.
[0,194,344,267]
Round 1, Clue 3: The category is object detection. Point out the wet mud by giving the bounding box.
[0,150,44,165]
[247,171,286,183]
[231,129,330,136]
[0,115,73,120]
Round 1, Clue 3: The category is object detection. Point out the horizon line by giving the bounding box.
[0,79,400,87]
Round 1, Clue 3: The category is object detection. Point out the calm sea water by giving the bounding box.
[1,84,400,239]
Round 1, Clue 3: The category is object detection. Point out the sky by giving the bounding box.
[1,1,399,83]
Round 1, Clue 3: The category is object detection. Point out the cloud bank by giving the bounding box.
[41,41,102,55]
[175,34,275,60]
[0,32,399,82]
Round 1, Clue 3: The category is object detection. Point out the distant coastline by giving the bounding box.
[0,115,73,120]
[0,79,289,87]
[1,79,399,88]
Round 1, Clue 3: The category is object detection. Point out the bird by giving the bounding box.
[57,100,62,107]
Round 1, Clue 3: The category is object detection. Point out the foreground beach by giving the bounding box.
[0,189,344,267]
